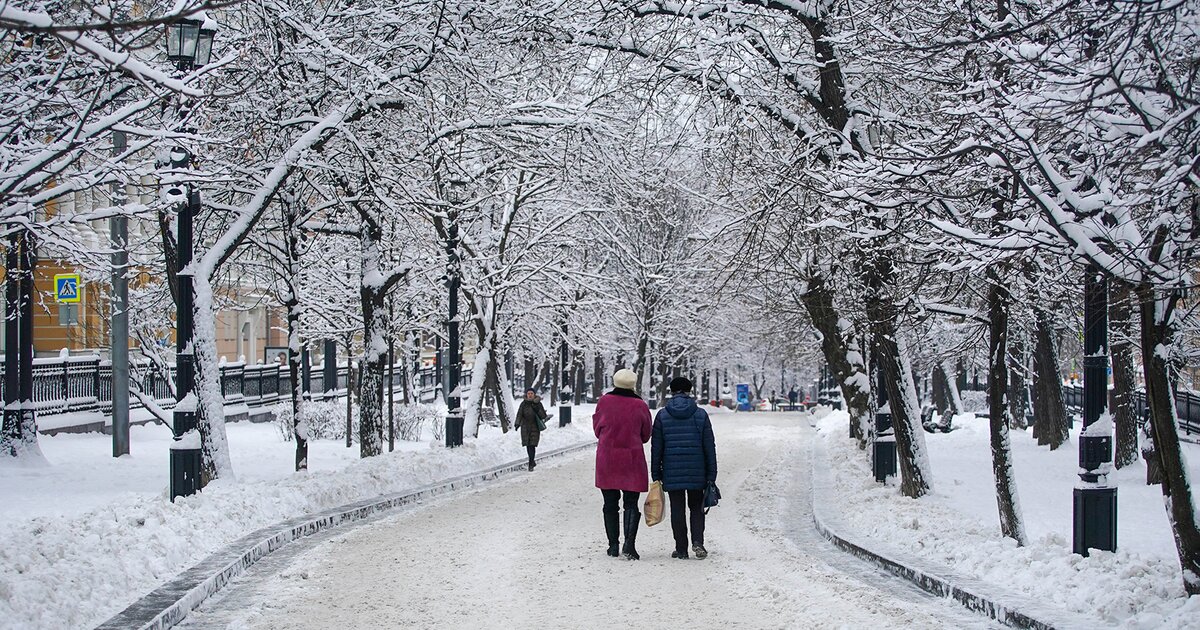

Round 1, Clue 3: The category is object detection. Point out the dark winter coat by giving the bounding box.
[515,398,547,447]
[593,389,652,492]
[651,394,717,492]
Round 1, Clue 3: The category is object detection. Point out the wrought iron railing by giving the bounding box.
[0,357,455,420]
[1060,383,1200,435]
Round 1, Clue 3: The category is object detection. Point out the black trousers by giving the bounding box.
[526,445,536,465]
[601,489,640,515]
[668,488,705,551]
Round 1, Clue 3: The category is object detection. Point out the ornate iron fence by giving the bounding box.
[1061,383,1200,435]
[0,358,445,419]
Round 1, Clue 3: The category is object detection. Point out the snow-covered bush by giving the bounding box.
[275,401,358,443]
[395,403,439,441]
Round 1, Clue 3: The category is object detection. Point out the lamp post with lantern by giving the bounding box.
[165,17,215,502]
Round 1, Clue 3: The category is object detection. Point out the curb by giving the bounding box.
[95,440,597,630]
[808,439,1093,630]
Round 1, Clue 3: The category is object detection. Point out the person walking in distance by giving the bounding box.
[593,368,652,559]
[652,376,717,559]
[515,388,548,471]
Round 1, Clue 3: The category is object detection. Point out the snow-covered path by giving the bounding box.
[180,412,996,629]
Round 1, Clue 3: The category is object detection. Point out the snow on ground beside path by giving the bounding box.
[816,409,1200,628]
[0,415,594,630]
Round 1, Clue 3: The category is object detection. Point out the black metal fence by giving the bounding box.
[1060,383,1200,435]
[0,356,450,420]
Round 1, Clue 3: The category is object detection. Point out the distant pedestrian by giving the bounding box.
[788,388,798,409]
[652,376,717,559]
[515,388,548,471]
[593,368,652,560]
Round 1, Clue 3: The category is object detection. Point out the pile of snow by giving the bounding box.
[0,417,594,629]
[816,411,1200,627]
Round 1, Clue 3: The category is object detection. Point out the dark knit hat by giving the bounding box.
[669,377,693,393]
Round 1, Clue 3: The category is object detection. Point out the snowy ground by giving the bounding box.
[8,403,1195,629]
[0,410,595,630]
[816,409,1200,628]
[175,411,994,630]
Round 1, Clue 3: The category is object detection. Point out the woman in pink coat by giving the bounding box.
[593,368,652,560]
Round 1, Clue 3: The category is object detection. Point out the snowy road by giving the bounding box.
[180,412,997,629]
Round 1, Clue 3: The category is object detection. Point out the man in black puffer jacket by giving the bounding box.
[651,376,718,559]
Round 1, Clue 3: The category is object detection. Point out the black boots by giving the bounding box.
[526,446,536,471]
[604,508,620,557]
[622,510,641,560]
[603,504,640,560]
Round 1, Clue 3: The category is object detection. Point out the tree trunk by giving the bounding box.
[864,255,932,498]
[357,228,387,458]
[1110,280,1139,469]
[633,315,651,395]
[799,271,870,448]
[987,270,1027,545]
[931,365,948,415]
[1137,284,1200,595]
[192,273,233,484]
[532,358,551,393]
[286,303,307,471]
[492,348,516,432]
[282,199,307,471]
[1008,331,1029,431]
[941,361,964,417]
[1143,422,1164,485]
[593,354,604,400]
[1032,307,1069,449]
[939,361,963,431]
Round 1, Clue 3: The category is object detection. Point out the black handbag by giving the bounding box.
[702,480,721,512]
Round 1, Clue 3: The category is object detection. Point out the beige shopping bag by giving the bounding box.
[644,481,664,527]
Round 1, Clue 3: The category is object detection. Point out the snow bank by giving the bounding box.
[816,410,1200,628]
[0,420,594,629]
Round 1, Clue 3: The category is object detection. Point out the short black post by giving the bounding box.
[1074,266,1117,555]
[872,352,896,482]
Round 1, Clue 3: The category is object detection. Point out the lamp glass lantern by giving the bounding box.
[194,25,215,67]
[166,18,202,66]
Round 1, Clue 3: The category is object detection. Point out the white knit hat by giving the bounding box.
[613,369,637,390]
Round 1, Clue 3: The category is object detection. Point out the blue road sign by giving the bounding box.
[54,274,81,303]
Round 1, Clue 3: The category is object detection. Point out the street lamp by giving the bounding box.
[1074,265,1117,554]
[444,182,464,447]
[166,16,217,502]
[559,320,572,426]
[166,18,215,70]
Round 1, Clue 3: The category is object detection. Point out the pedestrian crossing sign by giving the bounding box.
[54,274,82,303]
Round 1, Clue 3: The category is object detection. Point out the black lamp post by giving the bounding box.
[1074,265,1117,554]
[165,17,215,502]
[444,186,464,447]
[2,230,36,458]
[559,321,572,426]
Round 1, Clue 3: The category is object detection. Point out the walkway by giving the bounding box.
[178,412,997,629]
